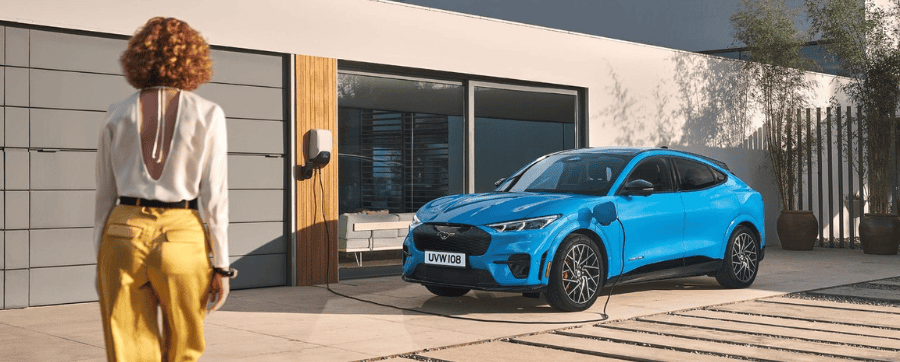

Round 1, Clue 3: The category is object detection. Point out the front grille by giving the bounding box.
[413,223,492,255]
[410,264,497,287]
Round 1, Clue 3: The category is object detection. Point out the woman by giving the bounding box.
[95,17,233,362]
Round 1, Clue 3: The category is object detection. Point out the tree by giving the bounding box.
[732,0,813,211]
[807,0,900,214]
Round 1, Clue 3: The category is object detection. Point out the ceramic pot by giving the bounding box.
[858,213,900,255]
[776,210,818,251]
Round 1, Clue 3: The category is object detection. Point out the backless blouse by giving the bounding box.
[94,89,229,269]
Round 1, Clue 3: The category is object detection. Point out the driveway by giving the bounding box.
[406,281,900,361]
[0,247,897,361]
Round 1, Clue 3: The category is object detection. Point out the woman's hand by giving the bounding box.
[207,273,230,313]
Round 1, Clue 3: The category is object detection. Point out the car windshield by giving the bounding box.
[499,153,629,196]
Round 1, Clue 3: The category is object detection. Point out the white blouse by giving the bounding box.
[94,89,230,269]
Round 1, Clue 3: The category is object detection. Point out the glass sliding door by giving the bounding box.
[335,70,580,277]
[337,72,464,274]
[338,73,465,214]
[471,83,578,193]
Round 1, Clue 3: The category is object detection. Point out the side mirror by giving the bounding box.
[624,179,654,196]
[494,177,507,187]
[593,201,617,226]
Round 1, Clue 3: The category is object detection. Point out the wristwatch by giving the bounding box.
[213,267,238,279]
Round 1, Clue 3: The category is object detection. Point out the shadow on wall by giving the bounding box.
[597,53,781,245]
[671,52,753,149]
[598,62,678,147]
[598,54,753,149]
[668,54,781,243]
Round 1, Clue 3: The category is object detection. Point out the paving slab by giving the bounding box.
[394,311,598,339]
[678,309,900,340]
[202,325,318,360]
[601,320,900,361]
[640,313,900,350]
[329,327,485,357]
[762,296,900,314]
[514,332,737,361]
[811,285,900,303]
[710,300,900,329]
[0,302,105,348]
[1,247,899,362]
[0,323,104,362]
[418,340,623,362]
[562,325,846,362]
[219,346,374,362]
[869,279,900,287]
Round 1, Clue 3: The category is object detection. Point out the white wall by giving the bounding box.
[1,0,853,246]
[0,0,849,143]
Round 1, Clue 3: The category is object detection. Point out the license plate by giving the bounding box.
[424,251,466,268]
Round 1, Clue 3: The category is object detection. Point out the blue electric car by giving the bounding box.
[401,147,765,312]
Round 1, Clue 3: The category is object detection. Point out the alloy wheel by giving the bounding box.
[561,243,601,304]
[730,232,758,283]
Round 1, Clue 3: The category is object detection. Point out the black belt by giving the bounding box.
[120,197,198,209]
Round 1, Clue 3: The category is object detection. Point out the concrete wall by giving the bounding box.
[0,0,853,246]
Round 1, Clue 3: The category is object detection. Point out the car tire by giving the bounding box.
[425,285,470,297]
[546,234,604,312]
[715,226,760,288]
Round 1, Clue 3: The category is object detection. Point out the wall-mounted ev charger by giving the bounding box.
[297,129,332,180]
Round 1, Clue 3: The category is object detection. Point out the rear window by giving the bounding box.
[673,157,722,191]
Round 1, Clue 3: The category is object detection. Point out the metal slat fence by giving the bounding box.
[743,106,900,248]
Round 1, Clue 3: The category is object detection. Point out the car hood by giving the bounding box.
[417,192,577,225]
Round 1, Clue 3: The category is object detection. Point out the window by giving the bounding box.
[799,43,846,76]
[473,84,577,193]
[673,158,720,191]
[504,154,627,196]
[338,73,464,214]
[339,73,581,212]
[712,167,727,183]
[335,67,583,272]
[624,157,674,192]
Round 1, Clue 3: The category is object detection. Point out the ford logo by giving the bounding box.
[438,231,455,240]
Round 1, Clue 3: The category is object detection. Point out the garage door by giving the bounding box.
[1,25,289,309]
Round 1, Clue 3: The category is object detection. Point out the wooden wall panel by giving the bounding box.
[295,55,338,285]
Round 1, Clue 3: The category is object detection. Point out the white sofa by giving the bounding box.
[338,212,416,265]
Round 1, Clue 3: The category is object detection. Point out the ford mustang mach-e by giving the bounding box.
[401,147,764,312]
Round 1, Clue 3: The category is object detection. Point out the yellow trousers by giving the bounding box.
[97,205,212,362]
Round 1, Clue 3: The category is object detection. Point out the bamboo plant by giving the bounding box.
[807,0,900,214]
[732,0,814,211]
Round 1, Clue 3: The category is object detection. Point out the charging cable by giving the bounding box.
[312,168,609,324]
[600,218,627,315]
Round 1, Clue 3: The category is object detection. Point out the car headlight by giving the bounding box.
[487,215,560,232]
[409,214,422,230]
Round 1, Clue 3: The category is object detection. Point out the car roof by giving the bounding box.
[552,146,646,157]
[554,147,730,171]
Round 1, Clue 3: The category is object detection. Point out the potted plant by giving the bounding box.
[808,0,900,254]
[733,0,819,250]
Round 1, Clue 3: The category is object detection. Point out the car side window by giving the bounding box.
[673,158,720,191]
[624,157,674,192]
[712,167,727,183]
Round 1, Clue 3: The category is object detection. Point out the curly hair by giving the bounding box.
[121,17,213,91]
